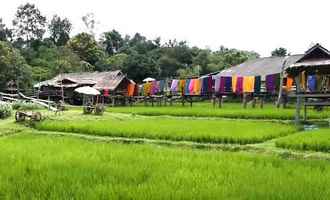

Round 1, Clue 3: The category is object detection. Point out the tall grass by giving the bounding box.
[276,129,330,152]
[35,113,297,144]
[107,103,330,120]
[0,134,329,199]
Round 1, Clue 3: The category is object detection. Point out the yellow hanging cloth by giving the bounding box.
[243,76,255,93]
[232,76,237,93]
[143,82,151,96]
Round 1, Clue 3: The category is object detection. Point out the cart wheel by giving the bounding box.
[31,112,42,122]
[15,111,25,122]
[83,106,93,114]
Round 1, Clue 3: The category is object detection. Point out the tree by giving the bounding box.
[123,51,160,82]
[271,47,288,57]
[67,33,104,65]
[0,41,32,90]
[12,3,47,42]
[193,50,210,74]
[82,13,97,36]
[101,30,124,55]
[0,18,13,41]
[95,53,128,71]
[48,15,72,46]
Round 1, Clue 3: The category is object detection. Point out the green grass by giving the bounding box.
[276,129,330,152]
[0,134,329,199]
[35,111,297,144]
[107,103,330,120]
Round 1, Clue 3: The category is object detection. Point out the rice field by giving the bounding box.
[276,129,330,152]
[107,102,330,120]
[0,134,329,200]
[35,112,297,144]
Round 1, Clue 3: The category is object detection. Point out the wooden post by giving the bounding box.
[277,56,289,108]
[294,76,302,125]
[243,93,248,109]
[252,97,256,108]
[260,96,264,109]
[219,95,222,108]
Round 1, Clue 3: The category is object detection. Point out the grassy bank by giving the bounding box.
[0,134,329,199]
[276,129,330,152]
[35,112,297,144]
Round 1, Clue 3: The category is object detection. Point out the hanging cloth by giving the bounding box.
[307,75,317,92]
[236,77,244,94]
[266,74,276,94]
[232,76,237,93]
[224,77,232,92]
[143,82,151,96]
[127,83,135,96]
[243,76,255,93]
[286,77,293,92]
[219,77,226,93]
[254,76,261,94]
[189,79,195,95]
[193,79,201,95]
[133,84,139,96]
[170,80,179,92]
[180,80,186,95]
[201,77,207,95]
[185,79,191,95]
[214,77,221,93]
[159,80,165,93]
[103,89,109,97]
[207,76,213,93]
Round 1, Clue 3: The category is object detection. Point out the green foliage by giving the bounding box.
[11,101,42,110]
[101,30,124,55]
[95,53,128,71]
[67,33,104,65]
[12,3,46,41]
[0,41,32,90]
[0,18,13,42]
[36,112,296,144]
[271,47,288,57]
[275,129,330,152]
[0,101,12,119]
[1,134,330,199]
[48,15,72,46]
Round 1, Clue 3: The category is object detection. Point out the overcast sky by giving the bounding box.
[1,0,329,56]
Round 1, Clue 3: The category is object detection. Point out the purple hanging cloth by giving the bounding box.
[266,74,276,93]
[236,77,243,94]
[219,77,226,93]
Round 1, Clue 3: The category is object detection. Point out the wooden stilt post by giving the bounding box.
[294,76,302,125]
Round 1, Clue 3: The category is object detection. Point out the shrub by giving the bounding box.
[0,101,12,119]
[12,101,42,110]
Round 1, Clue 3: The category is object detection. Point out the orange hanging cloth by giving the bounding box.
[127,83,135,96]
[286,77,294,92]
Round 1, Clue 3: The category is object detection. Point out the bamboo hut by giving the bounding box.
[286,43,330,123]
[34,70,131,104]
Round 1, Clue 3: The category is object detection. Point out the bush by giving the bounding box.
[12,101,42,110]
[0,101,12,119]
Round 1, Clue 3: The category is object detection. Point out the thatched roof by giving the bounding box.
[287,44,330,73]
[34,70,128,91]
[218,55,303,78]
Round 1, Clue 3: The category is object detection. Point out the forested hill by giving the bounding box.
[0,3,260,91]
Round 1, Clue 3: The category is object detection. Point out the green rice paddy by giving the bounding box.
[0,102,329,199]
[35,112,297,144]
[0,134,329,200]
[276,129,330,152]
[107,103,330,120]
